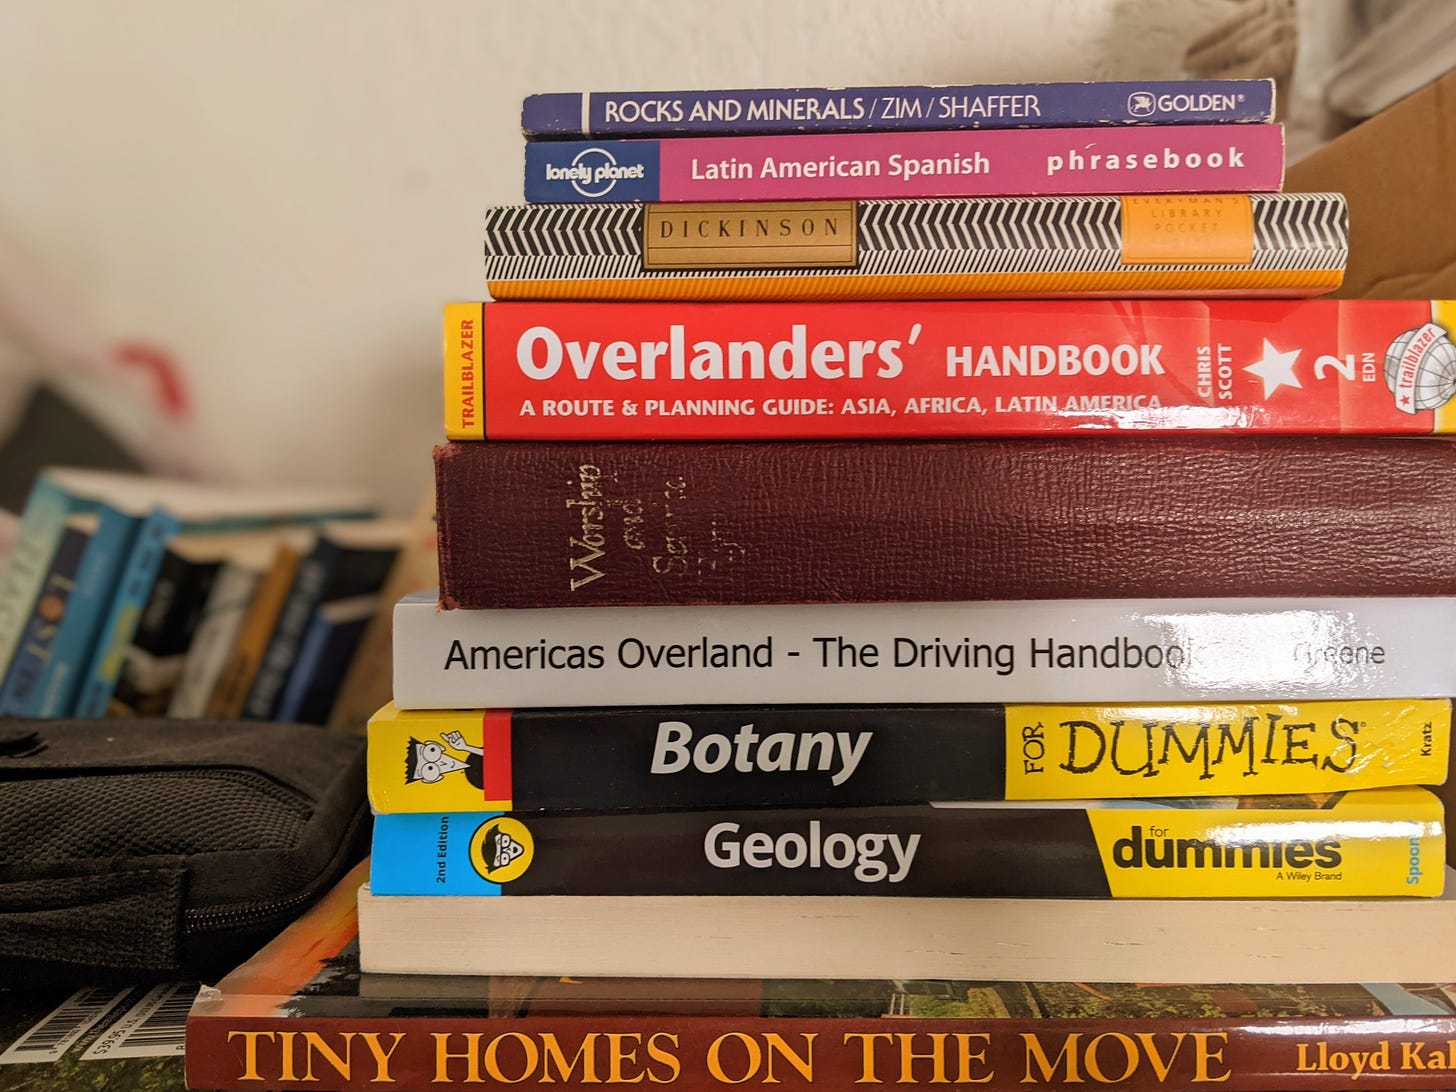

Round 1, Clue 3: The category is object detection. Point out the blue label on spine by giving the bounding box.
[524,141,660,203]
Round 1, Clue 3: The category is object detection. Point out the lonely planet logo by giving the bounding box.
[538,146,648,199]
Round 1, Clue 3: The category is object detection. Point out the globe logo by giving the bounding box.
[569,147,623,199]
[1384,323,1456,413]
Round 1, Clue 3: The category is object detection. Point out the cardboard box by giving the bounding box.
[1286,68,1456,298]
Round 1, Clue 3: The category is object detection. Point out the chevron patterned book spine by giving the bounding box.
[483,193,1347,302]
[521,80,1276,137]
[523,126,1286,203]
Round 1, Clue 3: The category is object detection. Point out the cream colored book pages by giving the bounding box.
[357,868,1456,984]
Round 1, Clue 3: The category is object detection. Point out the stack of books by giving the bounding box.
[0,468,408,724]
[188,79,1456,1091]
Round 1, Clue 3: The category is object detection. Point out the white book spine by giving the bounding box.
[166,564,260,718]
[392,594,1456,709]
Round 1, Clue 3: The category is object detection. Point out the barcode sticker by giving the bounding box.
[0,987,131,1065]
[81,982,196,1059]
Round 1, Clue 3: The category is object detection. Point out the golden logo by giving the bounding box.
[643,202,858,270]
[467,816,535,884]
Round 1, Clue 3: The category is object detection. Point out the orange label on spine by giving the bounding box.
[1121,195,1254,265]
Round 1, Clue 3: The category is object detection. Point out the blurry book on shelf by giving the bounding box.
[204,533,312,719]
[240,517,410,724]
[0,468,185,695]
[187,859,1456,1091]
[165,530,310,719]
[326,489,437,735]
[0,511,95,716]
[108,526,318,718]
[67,479,377,719]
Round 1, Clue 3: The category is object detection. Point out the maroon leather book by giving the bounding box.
[435,436,1456,609]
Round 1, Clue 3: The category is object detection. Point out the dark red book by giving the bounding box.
[435,435,1456,609]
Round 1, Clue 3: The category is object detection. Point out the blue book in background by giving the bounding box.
[242,517,406,721]
[71,481,376,719]
[272,593,377,725]
[32,501,146,717]
[521,79,1276,138]
[0,514,95,715]
[0,468,178,685]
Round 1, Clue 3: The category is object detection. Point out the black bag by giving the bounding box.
[0,718,370,985]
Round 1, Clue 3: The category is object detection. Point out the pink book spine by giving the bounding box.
[654,124,1286,199]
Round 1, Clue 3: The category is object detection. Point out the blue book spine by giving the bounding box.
[371,812,507,896]
[0,476,93,679]
[242,540,341,720]
[72,510,180,718]
[272,609,332,724]
[522,80,1276,138]
[33,504,142,718]
[0,523,92,715]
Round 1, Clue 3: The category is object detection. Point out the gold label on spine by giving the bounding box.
[1121,194,1255,265]
[643,201,858,270]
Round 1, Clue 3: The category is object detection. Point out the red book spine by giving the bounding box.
[434,434,1456,610]
[451,300,1456,441]
[186,1012,1456,1091]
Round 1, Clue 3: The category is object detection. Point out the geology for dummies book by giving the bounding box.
[189,858,1456,1091]
[367,699,1451,814]
[521,81,1275,138]
[479,193,1346,303]
[368,787,1444,899]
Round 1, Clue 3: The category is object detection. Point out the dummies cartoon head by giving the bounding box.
[405,737,472,784]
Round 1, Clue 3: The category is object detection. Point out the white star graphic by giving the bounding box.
[1244,338,1303,398]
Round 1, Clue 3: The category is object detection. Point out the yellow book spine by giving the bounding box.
[1004,700,1451,800]
[1432,300,1456,433]
[368,704,511,813]
[443,302,485,440]
[1086,786,1445,897]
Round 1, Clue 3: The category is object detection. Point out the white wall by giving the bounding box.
[0,0,1229,513]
